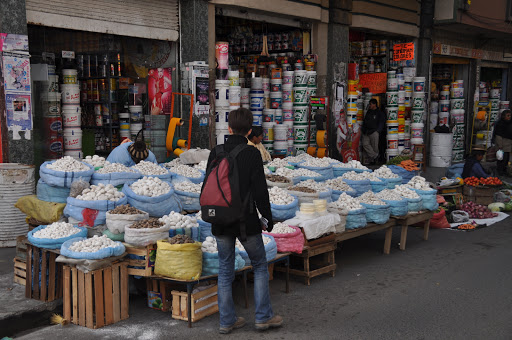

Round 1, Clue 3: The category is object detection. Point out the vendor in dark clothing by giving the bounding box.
[493,109,512,176]
[461,146,490,179]
[362,99,386,164]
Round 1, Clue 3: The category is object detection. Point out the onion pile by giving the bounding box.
[76,183,125,201]
[46,156,90,172]
[68,235,117,252]
[267,158,290,168]
[376,189,404,201]
[406,176,431,190]
[268,186,295,205]
[393,185,420,199]
[332,160,368,170]
[300,158,331,168]
[270,222,296,234]
[159,211,199,229]
[169,164,203,178]
[174,181,202,193]
[201,236,218,253]
[460,201,498,219]
[294,179,329,192]
[130,177,171,197]
[275,167,320,178]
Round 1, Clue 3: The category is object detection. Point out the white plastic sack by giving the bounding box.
[106,210,149,234]
[178,149,211,165]
[284,213,340,240]
[124,224,170,247]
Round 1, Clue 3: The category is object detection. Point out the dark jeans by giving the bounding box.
[497,152,510,175]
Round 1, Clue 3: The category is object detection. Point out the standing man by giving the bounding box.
[362,99,385,165]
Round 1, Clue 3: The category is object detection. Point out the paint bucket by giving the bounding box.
[150,130,167,147]
[387,107,398,120]
[450,87,464,99]
[129,105,144,123]
[241,88,250,104]
[215,80,230,106]
[396,91,405,105]
[63,128,82,150]
[451,109,464,124]
[293,124,309,142]
[62,69,78,84]
[404,119,411,135]
[271,78,282,92]
[216,106,230,126]
[398,122,405,133]
[387,77,398,91]
[500,101,509,109]
[63,110,81,128]
[283,71,294,85]
[261,78,270,93]
[284,121,294,141]
[119,112,130,131]
[411,138,424,147]
[412,92,425,109]
[438,111,449,125]
[453,136,464,149]
[413,77,425,92]
[263,109,275,122]
[270,92,283,109]
[294,142,308,156]
[452,149,464,163]
[228,70,240,86]
[386,149,399,162]
[61,84,80,104]
[430,101,439,114]
[293,70,308,87]
[282,84,293,103]
[404,77,413,91]
[398,79,405,91]
[250,90,265,110]
[307,71,317,87]
[387,134,398,149]
[252,110,263,126]
[347,94,358,109]
[411,109,424,123]
[262,122,274,142]
[273,141,287,155]
[453,123,465,137]
[440,91,450,100]
[386,92,399,106]
[387,121,399,134]
[388,70,396,79]
[261,141,273,154]
[274,109,283,124]
[451,82,459,89]
[64,150,83,160]
[215,129,229,145]
[283,102,293,120]
[456,79,464,87]
[130,123,143,140]
[411,123,424,138]
[438,100,449,113]
[404,134,411,149]
[490,99,500,110]
[274,124,287,141]
[307,87,317,97]
[293,104,309,123]
[450,99,464,110]
[229,86,241,107]
[293,87,308,103]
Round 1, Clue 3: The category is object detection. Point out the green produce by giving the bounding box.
[386,155,411,166]
[505,202,512,212]
[488,203,505,212]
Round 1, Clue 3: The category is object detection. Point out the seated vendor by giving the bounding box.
[106,130,157,166]
[461,146,490,179]
[247,126,272,163]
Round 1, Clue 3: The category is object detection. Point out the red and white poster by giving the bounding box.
[148,68,172,115]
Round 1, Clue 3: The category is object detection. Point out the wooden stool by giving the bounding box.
[412,144,426,171]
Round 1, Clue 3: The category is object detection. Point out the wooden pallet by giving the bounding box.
[63,262,129,329]
[171,285,219,323]
[25,244,63,302]
[16,236,28,261]
[146,278,172,312]
[13,257,26,286]
[124,243,156,277]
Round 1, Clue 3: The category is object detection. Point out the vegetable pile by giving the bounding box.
[397,160,419,171]
[464,177,503,187]
[373,165,400,179]
[357,192,387,205]
[83,155,108,168]
[270,222,296,234]
[201,236,218,253]
[328,193,363,211]
[169,164,203,178]
[130,218,164,229]
[406,176,432,190]
[266,174,291,183]
[324,178,354,191]
[332,160,368,170]
[96,163,135,174]
[168,234,195,244]
[174,181,202,193]
[268,187,295,205]
[109,205,144,215]
[459,201,498,219]
[275,167,320,178]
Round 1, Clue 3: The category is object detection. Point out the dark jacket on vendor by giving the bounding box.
[362,108,385,135]
[462,149,489,179]
[205,134,273,237]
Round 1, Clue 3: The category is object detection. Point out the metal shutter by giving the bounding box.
[26,0,179,41]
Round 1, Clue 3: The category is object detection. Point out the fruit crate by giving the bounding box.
[13,257,27,286]
[63,262,129,329]
[171,284,219,323]
[146,278,172,312]
[25,243,63,302]
[124,243,156,277]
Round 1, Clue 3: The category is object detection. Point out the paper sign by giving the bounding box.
[310,97,328,109]
[3,56,31,92]
[393,43,415,61]
[358,73,388,94]
[62,50,75,59]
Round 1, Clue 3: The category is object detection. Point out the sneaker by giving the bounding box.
[255,315,283,331]
[219,317,246,334]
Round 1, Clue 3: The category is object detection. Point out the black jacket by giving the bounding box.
[362,108,385,135]
[205,134,273,237]
[494,119,512,140]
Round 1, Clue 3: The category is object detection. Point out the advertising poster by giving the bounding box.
[3,56,31,92]
[6,93,32,135]
[0,33,29,52]
[148,68,172,115]
[195,76,209,126]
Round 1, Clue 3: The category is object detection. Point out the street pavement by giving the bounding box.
[9,215,512,340]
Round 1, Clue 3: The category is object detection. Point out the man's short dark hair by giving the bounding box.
[369,98,378,105]
[248,126,263,139]
[228,108,253,135]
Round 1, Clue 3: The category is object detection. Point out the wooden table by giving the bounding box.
[335,220,395,255]
[392,211,433,251]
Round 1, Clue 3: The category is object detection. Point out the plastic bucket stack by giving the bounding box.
[61,69,82,159]
[215,79,231,145]
[450,80,465,163]
[430,133,453,167]
[43,71,63,160]
[250,77,264,127]
[149,115,167,162]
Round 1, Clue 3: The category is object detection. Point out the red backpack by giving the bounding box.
[200,144,252,238]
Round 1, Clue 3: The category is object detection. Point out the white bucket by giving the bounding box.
[282,84,293,103]
[262,122,274,142]
[293,70,308,87]
[431,132,453,147]
[293,124,309,142]
[450,99,464,110]
[252,110,263,126]
[129,105,144,123]
[274,124,287,141]
[63,111,81,128]
[273,141,287,155]
[61,84,80,104]
[411,137,424,146]
[250,90,265,110]
[215,107,230,124]
[293,104,309,123]
[412,92,425,109]
[439,100,450,112]
[398,91,406,105]
[274,109,283,124]
[386,92,399,106]
[283,71,294,85]
[438,111,449,125]
[490,99,500,110]
[293,87,308,103]
[120,129,131,138]
[386,149,399,162]
[387,107,398,120]
[293,142,308,155]
[251,77,263,90]
[229,86,241,107]
[283,102,293,121]
[63,128,82,150]
[270,92,283,109]
[452,149,464,163]
[241,88,251,104]
[263,109,275,122]
[500,101,509,109]
[387,134,398,149]
[431,101,439,114]
[64,150,83,160]
[430,155,452,168]
[270,78,282,92]
[62,69,78,84]
[387,77,398,91]
[411,123,424,138]
[216,129,229,145]
[215,80,230,106]
[307,71,317,87]
[130,123,143,139]
[45,75,59,92]
[440,91,450,100]
[450,87,464,99]
[284,120,294,140]
[228,70,240,86]
[413,77,426,92]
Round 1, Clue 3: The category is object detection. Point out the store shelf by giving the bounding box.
[351,54,387,58]
[233,49,301,56]
[83,101,119,105]
[82,125,120,129]
[79,75,121,80]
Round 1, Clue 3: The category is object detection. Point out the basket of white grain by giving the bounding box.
[296,157,334,180]
[64,183,128,227]
[91,162,141,187]
[375,189,408,217]
[328,193,366,230]
[373,165,403,189]
[173,181,202,211]
[201,236,246,276]
[105,204,149,235]
[394,185,423,212]
[132,161,172,182]
[160,212,201,242]
[332,160,371,178]
[122,177,182,217]
[167,164,205,184]
[356,192,391,224]
[39,156,94,188]
[60,235,125,260]
[268,187,299,221]
[124,218,170,247]
[406,176,438,211]
[28,222,88,249]
[263,222,304,254]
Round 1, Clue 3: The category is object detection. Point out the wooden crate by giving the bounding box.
[16,236,28,261]
[171,285,219,323]
[146,278,173,312]
[63,262,129,329]
[124,243,156,277]
[13,257,26,286]
[25,244,63,302]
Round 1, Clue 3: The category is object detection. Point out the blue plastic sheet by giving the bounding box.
[64,196,128,227]
[60,237,126,260]
[319,189,333,203]
[239,234,277,266]
[39,161,94,188]
[343,179,372,196]
[379,177,403,189]
[360,202,391,224]
[370,180,387,193]
[331,189,358,201]
[412,188,438,211]
[407,197,423,212]
[297,164,334,180]
[175,190,200,211]
[91,170,141,187]
[197,219,213,242]
[271,197,299,221]
[446,163,465,179]
[202,249,246,277]
[387,165,418,184]
[36,179,70,203]
[122,181,182,217]
[345,208,367,229]
[170,172,204,185]
[169,226,201,242]
[27,225,88,249]
[382,199,408,217]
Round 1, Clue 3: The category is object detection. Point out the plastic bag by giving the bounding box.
[69,179,90,198]
[343,179,372,196]
[102,229,125,241]
[297,164,334,180]
[387,165,418,184]
[326,207,348,233]
[174,190,200,211]
[15,195,66,224]
[154,239,202,280]
[445,163,465,179]
[198,219,213,242]
[271,197,299,221]
[266,178,292,188]
[105,210,149,234]
[370,180,387,193]
[406,197,423,212]
[27,225,88,249]
[124,224,170,247]
[169,172,204,185]
[497,149,504,161]
[430,209,450,229]
[239,234,277,266]
[202,249,245,277]
[345,208,367,230]
[169,226,201,242]
[60,237,125,260]
[39,161,94,188]
[178,149,210,165]
[379,177,403,189]
[64,196,128,227]
[333,167,370,178]
[382,199,408,217]
[360,202,391,224]
[36,179,70,203]
[264,226,304,254]
[91,170,141,187]
[451,210,469,223]
[412,188,439,211]
[122,181,182,217]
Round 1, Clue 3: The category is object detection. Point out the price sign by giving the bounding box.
[310,96,328,109]
[358,73,387,94]
[393,42,414,61]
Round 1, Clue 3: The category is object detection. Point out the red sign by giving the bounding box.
[358,73,388,94]
[393,42,415,61]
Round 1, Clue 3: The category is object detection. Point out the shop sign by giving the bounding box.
[310,96,328,109]
[358,73,387,94]
[62,51,75,59]
[433,42,505,61]
[393,43,415,61]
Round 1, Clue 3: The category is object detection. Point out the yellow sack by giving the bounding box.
[154,240,202,280]
[15,195,66,224]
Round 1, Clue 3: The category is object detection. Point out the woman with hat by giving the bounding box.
[461,146,490,179]
[107,130,157,166]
